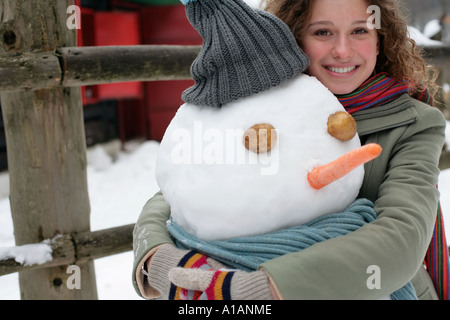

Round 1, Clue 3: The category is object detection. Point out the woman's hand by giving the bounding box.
[169,267,275,300]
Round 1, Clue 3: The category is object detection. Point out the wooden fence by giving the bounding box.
[0,0,449,299]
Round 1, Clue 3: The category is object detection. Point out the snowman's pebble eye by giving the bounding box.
[327,111,357,141]
[243,123,277,153]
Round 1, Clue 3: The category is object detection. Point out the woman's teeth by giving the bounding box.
[327,66,357,74]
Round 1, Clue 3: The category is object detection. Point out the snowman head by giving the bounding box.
[155,0,381,241]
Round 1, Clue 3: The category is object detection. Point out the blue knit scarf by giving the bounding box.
[168,198,417,300]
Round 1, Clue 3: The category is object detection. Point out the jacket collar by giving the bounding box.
[352,94,418,136]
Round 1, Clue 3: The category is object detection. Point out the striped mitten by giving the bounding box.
[169,267,273,300]
[147,245,211,300]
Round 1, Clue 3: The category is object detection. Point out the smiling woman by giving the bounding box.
[299,0,379,94]
[266,0,440,102]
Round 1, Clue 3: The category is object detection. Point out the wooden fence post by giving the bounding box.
[0,0,97,299]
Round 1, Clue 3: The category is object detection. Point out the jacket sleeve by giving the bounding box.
[132,191,174,298]
[259,103,446,299]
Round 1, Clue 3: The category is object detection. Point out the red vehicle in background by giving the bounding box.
[76,0,202,145]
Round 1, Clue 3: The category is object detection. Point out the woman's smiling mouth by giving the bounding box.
[325,65,359,74]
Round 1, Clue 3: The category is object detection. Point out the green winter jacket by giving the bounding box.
[132,94,446,300]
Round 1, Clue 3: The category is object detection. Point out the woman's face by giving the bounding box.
[300,0,379,94]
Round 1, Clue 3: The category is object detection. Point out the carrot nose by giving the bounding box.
[307,143,382,190]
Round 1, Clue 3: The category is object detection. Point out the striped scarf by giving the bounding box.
[336,72,432,113]
[425,201,449,300]
[336,72,449,300]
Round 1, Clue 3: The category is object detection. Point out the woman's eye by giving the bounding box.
[314,29,331,36]
[353,28,368,35]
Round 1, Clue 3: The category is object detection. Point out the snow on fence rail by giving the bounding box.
[0,224,134,276]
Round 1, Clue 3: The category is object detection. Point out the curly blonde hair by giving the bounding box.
[262,0,440,103]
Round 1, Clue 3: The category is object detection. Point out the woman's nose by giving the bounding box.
[331,35,353,60]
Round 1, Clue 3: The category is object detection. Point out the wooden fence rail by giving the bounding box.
[0,45,201,92]
[0,224,134,277]
[0,45,447,92]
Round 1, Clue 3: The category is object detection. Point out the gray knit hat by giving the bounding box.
[180,0,310,108]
